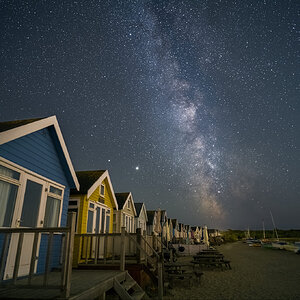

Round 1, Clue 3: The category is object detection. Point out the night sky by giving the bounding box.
[1,1,299,230]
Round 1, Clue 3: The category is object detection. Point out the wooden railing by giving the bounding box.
[0,212,76,298]
[126,229,164,300]
[75,227,164,300]
[74,229,163,267]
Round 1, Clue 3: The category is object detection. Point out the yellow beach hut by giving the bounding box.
[68,170,118,264]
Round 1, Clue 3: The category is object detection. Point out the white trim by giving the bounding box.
[0,116,79,191]
[0,157,65,189]
[87,170,118,210]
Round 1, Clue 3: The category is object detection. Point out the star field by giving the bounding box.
[0,0,299,229]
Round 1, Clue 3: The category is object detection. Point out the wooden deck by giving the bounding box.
[0,270,126,299]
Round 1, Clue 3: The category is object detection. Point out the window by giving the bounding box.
[87,210,94,233]
[105,209,110,233]
[101,208,105,233]
[49,186,62,196]
[100,184,105,196]
[87,201,110,233]
[44,184,63,227]
[127,199,131,209]
[0,165,20,180]
[44,196,60,227]
[0,165,20,227]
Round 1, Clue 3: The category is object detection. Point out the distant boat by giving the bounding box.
[268,210,287,250]
[248,239,262,247]
[271,241,287,250]
[282,243,300,253]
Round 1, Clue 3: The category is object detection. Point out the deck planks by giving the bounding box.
[0,269,126,299]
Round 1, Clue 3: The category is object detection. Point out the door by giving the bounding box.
[4,174,46,280]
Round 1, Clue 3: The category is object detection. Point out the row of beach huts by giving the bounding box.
[0,116,213,299]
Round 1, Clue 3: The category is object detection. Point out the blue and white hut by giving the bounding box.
[0,116,79,280]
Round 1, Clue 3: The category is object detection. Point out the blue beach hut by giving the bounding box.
[0,116,79,280]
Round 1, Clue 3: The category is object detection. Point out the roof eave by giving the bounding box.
[0,116,79,191]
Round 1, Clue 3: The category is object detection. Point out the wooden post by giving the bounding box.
[120,227,125,271]
[104,234,108,264]
[85,236,89,264]
[136,228,142,263]
[13,233,24,284]
[112,235,115,263]
[62,212,76,298]
[95,235,100,264]
[152,232,156,253]
[157,259,163,300]
[61,231,69,291]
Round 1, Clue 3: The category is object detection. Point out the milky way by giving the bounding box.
[0,0,299,229]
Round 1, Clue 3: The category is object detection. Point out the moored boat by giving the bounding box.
[272,241,287,250]
[283,242,300,253]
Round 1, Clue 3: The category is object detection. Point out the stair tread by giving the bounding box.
[122,279,136,290]
[131,290,145,300]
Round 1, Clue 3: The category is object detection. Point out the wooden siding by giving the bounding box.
[0,126,73,275]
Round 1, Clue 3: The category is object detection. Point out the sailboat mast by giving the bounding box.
[262,220,266,239]
[270,211,279,241]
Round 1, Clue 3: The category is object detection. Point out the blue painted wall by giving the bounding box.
[0,125,75,276]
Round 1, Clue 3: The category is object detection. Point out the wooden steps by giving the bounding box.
[112,272,149,300]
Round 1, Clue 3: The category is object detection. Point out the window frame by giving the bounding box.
[100,184,105,197]
[86,200,111,233]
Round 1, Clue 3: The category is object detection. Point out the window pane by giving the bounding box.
[100,185,104,196]
[87,210,94,233]
[89,203,94,209]
[106,215,110,233]
[0,179,18,227]
[20,180,42,227]
[0,165,20,180]
[44,196,61,227]
[95,207,101,233]
[101,208,105,233]
[49,186,62,196]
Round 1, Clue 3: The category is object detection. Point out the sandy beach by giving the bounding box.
[164,241,300,300]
